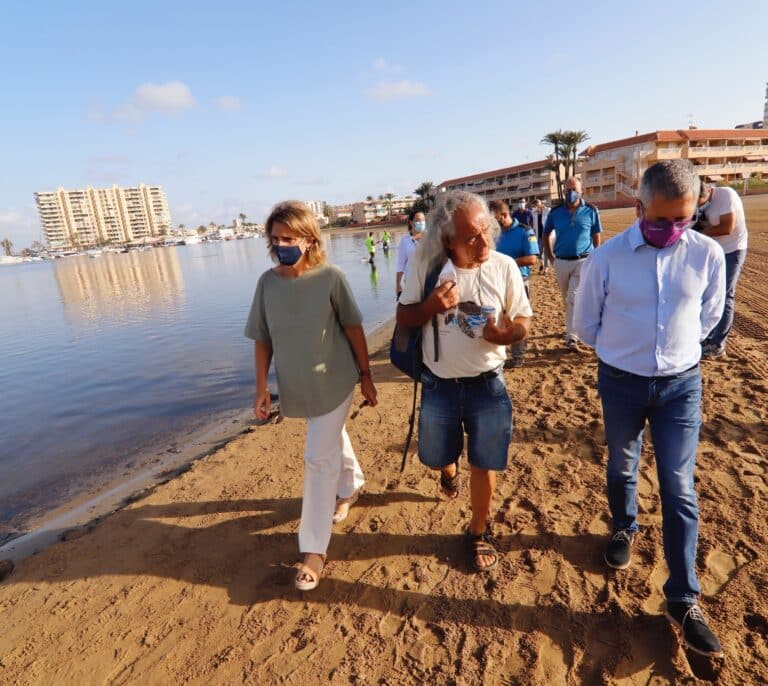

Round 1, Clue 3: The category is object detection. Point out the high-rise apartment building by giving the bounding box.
[34,184,172,249]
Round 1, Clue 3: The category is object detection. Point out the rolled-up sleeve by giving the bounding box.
[573,252,605,348]
[331,270,363,327]
[700,250,726,340]
[244,275,271,342]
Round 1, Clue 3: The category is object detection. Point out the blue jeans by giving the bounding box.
[418,367,512,471]
[705,248,746,349]
[597,361,702,604]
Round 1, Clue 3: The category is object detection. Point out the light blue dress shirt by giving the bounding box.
[573,221,725,377]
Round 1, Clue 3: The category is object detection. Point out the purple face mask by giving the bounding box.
[639,216,693,248]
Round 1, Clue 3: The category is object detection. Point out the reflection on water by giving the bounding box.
[53,250,185,327]
[0,232,403,532]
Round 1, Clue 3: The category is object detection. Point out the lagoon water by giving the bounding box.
[0,232,401,536]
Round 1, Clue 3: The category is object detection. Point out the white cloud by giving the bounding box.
[89,81,196,124]
[135,81,196,111]
[214,95,242,112]
[260,166,288,178]
[365,80,432,102]
[373,57,387,70]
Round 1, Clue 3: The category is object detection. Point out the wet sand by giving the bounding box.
[0,199,766,684]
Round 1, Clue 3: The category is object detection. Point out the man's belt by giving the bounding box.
[431,367,501,384]
[556,252,591,261]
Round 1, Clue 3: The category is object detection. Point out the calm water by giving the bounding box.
[0,233,400,534]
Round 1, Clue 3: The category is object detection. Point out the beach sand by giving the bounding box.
[1,200,767,685]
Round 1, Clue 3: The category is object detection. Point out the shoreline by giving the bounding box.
[0,318,396,565]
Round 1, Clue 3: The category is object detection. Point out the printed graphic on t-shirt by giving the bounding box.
[444,301,496,338]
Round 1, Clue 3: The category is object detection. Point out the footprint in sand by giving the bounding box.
[700,542,756,596]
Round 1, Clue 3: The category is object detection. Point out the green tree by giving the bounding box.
[239,212,247,226]
[2,237,14,256]
[197,225,207,235]
[561,130,590,179]
[384,192,395,220]
[541,130,566,201]
[414,181,435,209]
[365,195,374,202]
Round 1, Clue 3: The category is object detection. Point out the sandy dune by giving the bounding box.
[1,199,767,685]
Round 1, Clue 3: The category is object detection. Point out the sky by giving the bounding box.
[1,0,767,249]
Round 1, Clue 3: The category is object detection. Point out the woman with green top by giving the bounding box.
[245,201,378,591]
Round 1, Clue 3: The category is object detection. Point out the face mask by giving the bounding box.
[412,221,425,234]
[518,203,526,210]
[639,216,692,248]
[275,244,304,265]
[565,190,581,206]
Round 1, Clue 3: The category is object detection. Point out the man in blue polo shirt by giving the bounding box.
[490,200,538,367]
[543,177,602,348]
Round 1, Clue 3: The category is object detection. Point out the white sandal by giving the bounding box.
[332,490,360,524]
[295,553,325,592]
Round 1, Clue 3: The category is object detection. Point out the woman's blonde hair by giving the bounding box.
[264,200,326,266]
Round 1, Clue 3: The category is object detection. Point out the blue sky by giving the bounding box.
[1,0,766,248]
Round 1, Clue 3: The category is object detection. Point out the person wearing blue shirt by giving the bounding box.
[512,199,534,229]
[573,160,725,659]
[490,200,538,367]
[543,177,602,348]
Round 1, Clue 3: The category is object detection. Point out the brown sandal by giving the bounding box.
[466,526,499,572]
[440,462,460,499]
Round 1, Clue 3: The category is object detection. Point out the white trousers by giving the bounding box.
[554,258,586,338]
[299,391,365,555]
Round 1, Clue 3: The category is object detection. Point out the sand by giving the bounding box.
[0,199,767,685]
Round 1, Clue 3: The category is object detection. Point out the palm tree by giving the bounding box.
[365,195,374,202]
[414,181,435,209]
[239,212,247,227]
[541,130,566,201]
[178,223,186,235]
[384,192,395,220]
[1,237,12,256]
[560,130,590,179]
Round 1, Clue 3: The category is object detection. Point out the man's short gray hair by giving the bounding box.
[640,160,701,207]
[415,190,498,267]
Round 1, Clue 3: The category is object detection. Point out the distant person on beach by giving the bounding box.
[365,232,376,264]
[512,199,533,228]
[395,209,425,297]
[694,182,749,359]
[245,201,378,592]
[530,198,551,273]
[382,229,392,253]
[397,191,532,572]
[489,199,538,368]
[543,177,602,349]
[573,160,725,657]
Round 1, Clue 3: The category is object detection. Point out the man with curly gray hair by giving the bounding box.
[397,191,532,572]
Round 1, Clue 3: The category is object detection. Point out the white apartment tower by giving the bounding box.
[35,184,172,249]
[764,81,768,127]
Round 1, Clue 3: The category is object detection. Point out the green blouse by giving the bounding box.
[244,263,363,418]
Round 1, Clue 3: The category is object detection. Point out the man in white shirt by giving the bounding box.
[695,183,749,358]
[573,159,725,658]
[397,191,532,572]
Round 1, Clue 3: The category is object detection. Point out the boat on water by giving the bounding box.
[183,235,203,245]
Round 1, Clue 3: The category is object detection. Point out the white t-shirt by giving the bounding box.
[396,234,418,275]
[702,186,748,254]
[400,250,533,378]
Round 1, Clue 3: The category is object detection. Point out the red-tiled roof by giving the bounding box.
[581,129,768,155]
[438,159,551,188]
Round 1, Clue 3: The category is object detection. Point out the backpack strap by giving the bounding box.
[400,259,445,472]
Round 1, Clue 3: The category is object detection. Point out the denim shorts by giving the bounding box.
[418,367,512,471]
